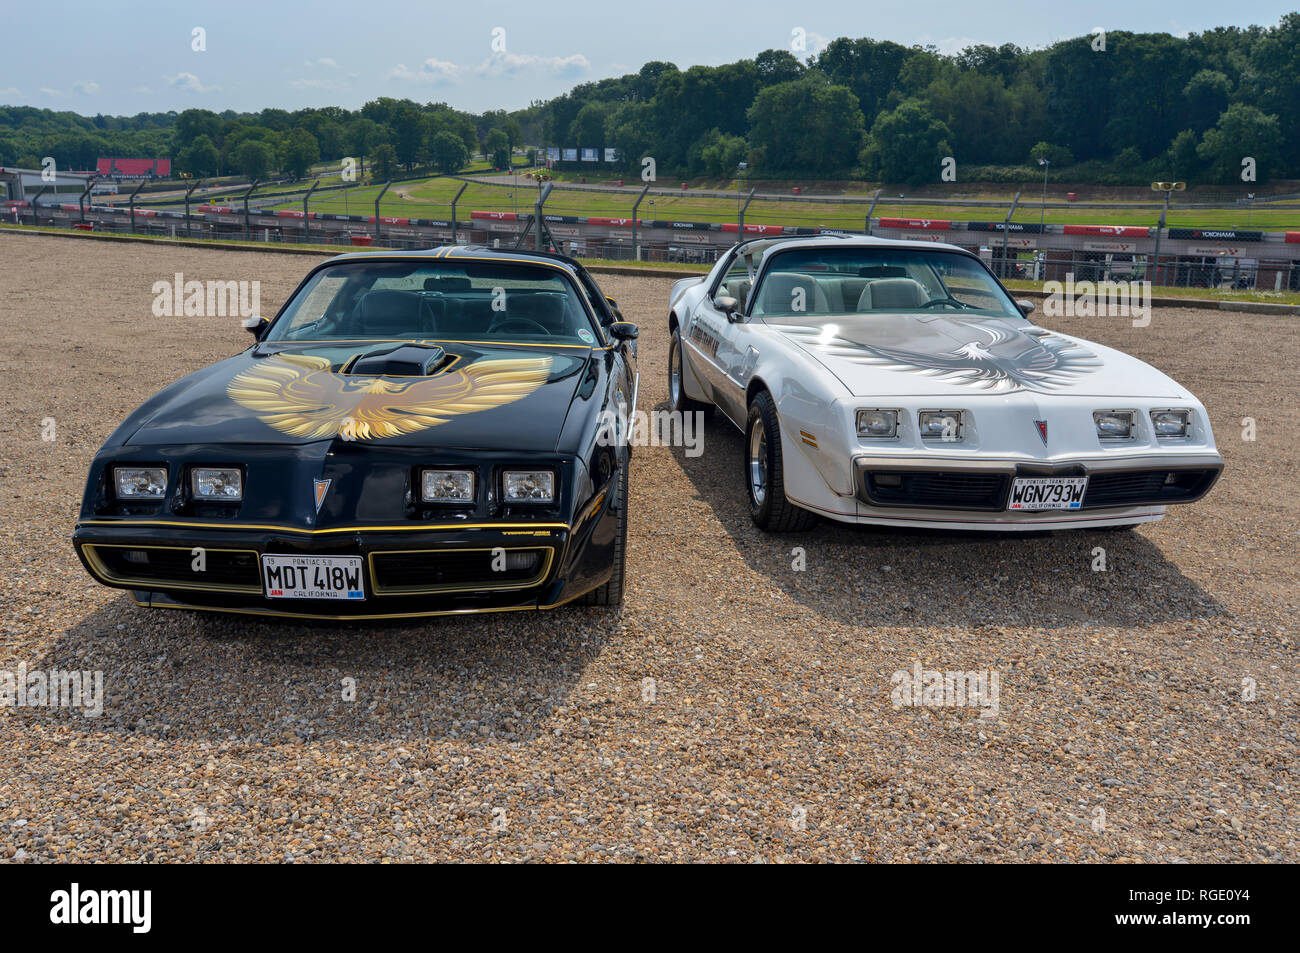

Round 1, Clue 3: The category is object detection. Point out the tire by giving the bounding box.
[668,326,712,417]
[745,390,818,532]
[578,459,628,606]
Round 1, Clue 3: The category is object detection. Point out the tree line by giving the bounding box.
[2,16,1296,187]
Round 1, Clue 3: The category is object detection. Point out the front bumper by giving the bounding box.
[74,496,620,620]
[806,451,1224,530]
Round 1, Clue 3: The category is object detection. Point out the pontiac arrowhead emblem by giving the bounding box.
[313,478,331,513]
[1034,420,1048,446]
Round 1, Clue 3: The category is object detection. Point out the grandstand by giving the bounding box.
[95,157,172,179]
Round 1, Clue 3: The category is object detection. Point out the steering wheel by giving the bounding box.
[920,297,970,310]
[489,317,551,336]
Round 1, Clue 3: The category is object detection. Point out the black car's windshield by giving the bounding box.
[265,259,601,345]
[747,247,1024,323]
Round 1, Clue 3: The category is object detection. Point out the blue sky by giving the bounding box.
[1,0,1294,115]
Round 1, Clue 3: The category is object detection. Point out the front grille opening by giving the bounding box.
[90,546,261,590]
[1082,469,1218,509]
[370,548,550,594]
[864,471,1009,511]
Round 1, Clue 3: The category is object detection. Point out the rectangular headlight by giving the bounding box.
[1093,410,1135,440]
[918,410,963,441]
[503,470,555,502]
[856,409,898,438]
[115,467,167,500]
[1150,409,1191,438]
[191,467,243,501]
[422,469,475,502]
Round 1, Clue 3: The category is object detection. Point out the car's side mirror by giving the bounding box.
[242,315,268,340]
[608,321,639,342]
[715,295,741,321]
[1015,299,1036,315]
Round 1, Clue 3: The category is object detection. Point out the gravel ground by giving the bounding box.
[0,231,1295,863]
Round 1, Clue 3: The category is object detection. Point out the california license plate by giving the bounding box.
[1007,476,1088,511]
[261,555,365,600]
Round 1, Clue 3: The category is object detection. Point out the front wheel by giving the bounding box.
[744,391,818,532]
[668,327,711,416]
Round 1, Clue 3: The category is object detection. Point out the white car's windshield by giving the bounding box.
[748,247,1023,322]
[265,259,599,345]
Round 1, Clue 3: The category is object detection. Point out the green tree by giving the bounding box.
[234,139,275,179]
[371,143,398,180]
[428,130,468,174]
[282,128,320,178]
[747,76,864,173]
[1196,103,1283,182]
[177,133,220,177]
[485,128,511,170]
[862,98,952,185]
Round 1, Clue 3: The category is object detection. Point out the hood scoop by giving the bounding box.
[344,344,449,377]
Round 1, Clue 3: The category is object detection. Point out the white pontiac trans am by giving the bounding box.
[666,235,1223,532]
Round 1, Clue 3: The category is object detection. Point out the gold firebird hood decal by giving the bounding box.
[227,353,554,440]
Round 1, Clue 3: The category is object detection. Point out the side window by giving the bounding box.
[574,272,613,324]
[716,253,755,313]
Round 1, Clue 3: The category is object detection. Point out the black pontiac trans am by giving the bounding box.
[73,247,639,619]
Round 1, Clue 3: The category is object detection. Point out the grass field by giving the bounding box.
[256,173,1300,231]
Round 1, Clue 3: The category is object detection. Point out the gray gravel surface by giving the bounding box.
[0,232,1295,862]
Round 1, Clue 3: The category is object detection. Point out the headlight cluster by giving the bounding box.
[918,410,963,441]
[1093,409,1192,440]
[856,409,898,438]
[1093,410,1136,440]
[114,467,168,500]
[192,467,243,500]
[420,468,557,503]
[857,409,967,441]
[504,470,555,502]
[421,469,475,502]
[1150,409,1191,438]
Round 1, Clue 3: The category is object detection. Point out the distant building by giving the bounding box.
[0,166,95,207]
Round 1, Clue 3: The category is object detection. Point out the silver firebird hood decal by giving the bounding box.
[776,317,1102,393]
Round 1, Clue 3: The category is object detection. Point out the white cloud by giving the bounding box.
[166,72,219,93]
[475,50,588,78]
[0,87,23,99]
[307,57,338,69]
[388,58,461,85]
[72,81,100,95]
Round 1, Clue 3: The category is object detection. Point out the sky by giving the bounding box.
[1,0,1295,116]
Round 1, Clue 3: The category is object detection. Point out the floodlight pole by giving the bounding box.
[865,189,882,235]
[632,183,650,261]
[302,179,319,243]
[29,185,49,227]
[374,180,391,243]
[534,180,553,251]
[79,177,94,224]
[183,178,202,238]
[1151,189,1171,287]
[449,181,468,244]
[737,187,756,236]
[1001,191,1021,279]
[242,179,259,241]
[128,179,146,233]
